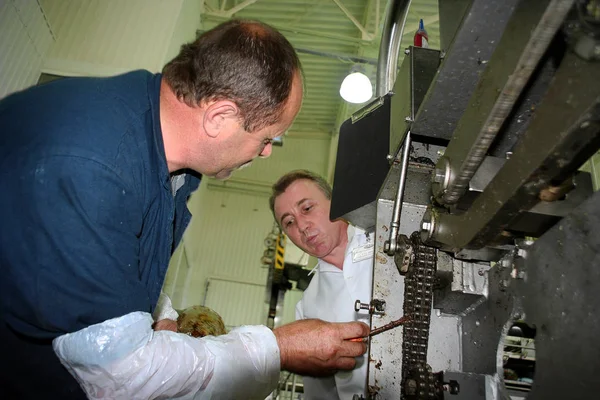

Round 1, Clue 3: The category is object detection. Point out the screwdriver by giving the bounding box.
[349,316,411,342]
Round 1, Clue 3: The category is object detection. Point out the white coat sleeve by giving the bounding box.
[152,291,179,321]
[295,298,304,320]
[52,312,280,400]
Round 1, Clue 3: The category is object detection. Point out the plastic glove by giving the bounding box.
[53,311,279,400]
[153,291,179,322]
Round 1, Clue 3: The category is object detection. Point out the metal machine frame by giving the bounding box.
[331,0,600,398]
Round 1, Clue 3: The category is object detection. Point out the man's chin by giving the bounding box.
[213,162,252,180]
[238,161,253,170]
[303,242,327,258]
[214,170,233,180]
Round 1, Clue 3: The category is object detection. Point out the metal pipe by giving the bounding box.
[295,47,378,65]
[376,0,413,255]
[279,372,291,398]
[385,131,412,255]
[290,374,297,400]
[442,0,576,204]
[375,0,412,96]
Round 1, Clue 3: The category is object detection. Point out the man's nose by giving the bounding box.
[259,142,273,158]
[297,217,310,233]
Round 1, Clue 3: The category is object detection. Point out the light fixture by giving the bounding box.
[339,66,373,104]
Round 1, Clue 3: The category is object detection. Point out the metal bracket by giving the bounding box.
[354,299,387,314]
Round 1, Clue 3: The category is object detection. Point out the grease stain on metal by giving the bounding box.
[376,252,388,264]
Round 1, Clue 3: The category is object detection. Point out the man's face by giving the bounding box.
[273,179,346,259]
[207,72,303,180]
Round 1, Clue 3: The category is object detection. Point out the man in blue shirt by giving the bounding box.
[0,20,368,399]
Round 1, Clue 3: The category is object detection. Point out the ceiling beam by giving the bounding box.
[205,0,258,18]
[331,0,374,41]
[296,47,378,65]
[202,13,375,45]
[375,0,381,38]
[287,0,325,28]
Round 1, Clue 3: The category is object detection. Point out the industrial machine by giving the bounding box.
[263,224,313,329]
[330,1,600,399]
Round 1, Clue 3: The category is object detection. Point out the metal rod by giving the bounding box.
[369,316,411,337]
[295,47,378,66]
[385,131,412,255]
[442,0,576,205]
[202,280,210,307]
[375,0,412,96]
[377,0,413,255]
[279,372,292,396]
[290,374,297,400]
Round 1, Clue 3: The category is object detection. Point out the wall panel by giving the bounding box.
[39,0,185,76]
[281,288,304,325]
[208,136,333,197]
[167,180,274,310]
[163,0,203,64]
[0,0,53,98]
[204,278,268,329]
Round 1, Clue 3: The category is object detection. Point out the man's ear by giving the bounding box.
[202,100,241,138]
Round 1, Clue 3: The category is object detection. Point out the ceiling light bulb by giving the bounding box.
[339,71,373,104]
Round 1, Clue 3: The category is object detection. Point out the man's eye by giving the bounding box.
[284,219,293,227]
[263,138,272,145]
[304,205,312,212]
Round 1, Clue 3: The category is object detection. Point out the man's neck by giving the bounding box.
[159,79,192,173]
[320,222,349,270]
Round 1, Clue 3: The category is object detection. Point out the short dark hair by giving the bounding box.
[269,170,332,222]
[162,19,301,132]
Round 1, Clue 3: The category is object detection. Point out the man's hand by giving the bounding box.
[153,319,178,332]
[273,319,369,376]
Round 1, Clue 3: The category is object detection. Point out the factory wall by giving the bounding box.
[0,0,54,98]
[0,0,202,96]
[38,0,192,76]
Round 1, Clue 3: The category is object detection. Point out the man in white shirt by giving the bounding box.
[270,170,374,400]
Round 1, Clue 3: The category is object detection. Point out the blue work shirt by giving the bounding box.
[0,71,200,398]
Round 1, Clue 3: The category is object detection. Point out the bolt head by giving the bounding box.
[434,169,446,183]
